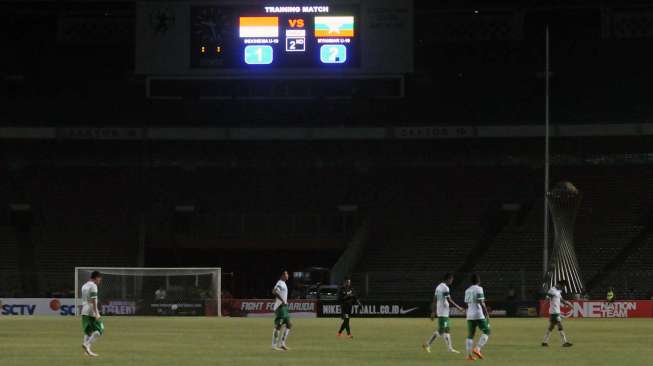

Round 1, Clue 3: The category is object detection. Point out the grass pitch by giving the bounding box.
[1,316,651,366]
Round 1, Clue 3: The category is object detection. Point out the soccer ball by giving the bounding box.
[171,304,178,311]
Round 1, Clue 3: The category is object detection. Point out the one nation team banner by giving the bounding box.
[539,300,653,318]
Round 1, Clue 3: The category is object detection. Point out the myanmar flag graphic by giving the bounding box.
[314,16,355,37]
[239,17,279,38]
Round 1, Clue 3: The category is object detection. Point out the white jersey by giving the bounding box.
[548,287,563,315]
[81,281,99,316]
[273,280,288,311]
[435,283,451,317]
[464,285,486,320]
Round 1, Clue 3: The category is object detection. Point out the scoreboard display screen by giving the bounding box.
[191,5,360,68]
[136,1,413,76]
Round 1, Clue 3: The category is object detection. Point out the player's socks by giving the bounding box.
[82,332,100,357]
[543,330,552,344]
[560,331,572,347]
[281,328,291,346]
[87,331,101,345]
[444,333,457,352]
[272,329,280,348]
[477,334,489,349]
[344,319,351,335]
[426,331,439,346]
[280,328,291,350]
[473,335,488,359]
[559,330,568,344]
[466,338,474,356]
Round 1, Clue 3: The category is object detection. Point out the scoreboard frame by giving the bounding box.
[136,0,414,76]
[189,4,362,69]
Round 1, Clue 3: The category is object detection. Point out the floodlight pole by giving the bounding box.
[543,26,551,276]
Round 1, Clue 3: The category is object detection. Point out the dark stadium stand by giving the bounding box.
[349,165,653,302]
[570,167,652,292]
[353,167,534,300]
[590,238,653,301]
[0,164,363,298]
[2,138,653,300]
[609,238,653,300]
[474,166,653,300]
[2,147,653,300]
[0,226,21,297]
[467,202,543,301]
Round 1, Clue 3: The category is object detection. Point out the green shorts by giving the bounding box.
[82,315,105,336]
[467,319,490,338]
[550,313,562,323]
[437,317,451,334]
[274,305,291,327]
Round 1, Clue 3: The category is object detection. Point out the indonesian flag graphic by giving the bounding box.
[239,17,279,38]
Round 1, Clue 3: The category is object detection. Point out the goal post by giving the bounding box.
[75,267,221,317]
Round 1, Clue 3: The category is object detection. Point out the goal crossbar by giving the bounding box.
[74,267,221,317]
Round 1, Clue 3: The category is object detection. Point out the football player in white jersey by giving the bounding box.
[542,280,573,347]
[423,273,465,354]
[464,274,490,361]
[81,271,103,357]
[272,270,292,351]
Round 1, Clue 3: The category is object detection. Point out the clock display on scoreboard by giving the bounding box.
[191,4,360,69]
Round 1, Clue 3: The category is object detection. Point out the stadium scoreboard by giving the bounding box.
[136,0,413,75]
[191,5,360,68]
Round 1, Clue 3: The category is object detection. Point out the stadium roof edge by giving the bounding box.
[1,124,653,141]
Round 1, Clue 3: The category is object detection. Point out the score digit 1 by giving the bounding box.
[244,45,274,65]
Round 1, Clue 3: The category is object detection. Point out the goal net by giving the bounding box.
[75,267,221,317]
